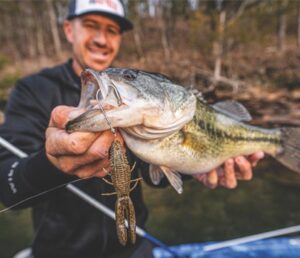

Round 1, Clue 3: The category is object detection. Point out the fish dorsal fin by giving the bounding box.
[149,164,164,185]
[187,87,206,103]
[160,166,183,194]
[213,100,252,122]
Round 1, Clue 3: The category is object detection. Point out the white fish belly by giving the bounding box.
[121,130,225,175]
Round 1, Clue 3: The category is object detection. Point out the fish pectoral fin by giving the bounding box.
[149,164,183,194]
[160,166,183,194]
[149,164,164,185]
[213,100,252,122]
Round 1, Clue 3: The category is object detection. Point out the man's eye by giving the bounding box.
[107,27,120,36]
[83,22,97,29]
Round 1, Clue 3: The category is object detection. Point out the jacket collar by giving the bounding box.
[38,59,81,90]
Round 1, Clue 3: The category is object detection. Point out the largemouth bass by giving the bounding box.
[66,68,300,194]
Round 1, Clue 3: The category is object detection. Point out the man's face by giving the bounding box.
[64,14,122,74]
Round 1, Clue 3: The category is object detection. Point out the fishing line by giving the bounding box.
[0,175,95,214]
[0,136,100,214]
[96,88,116,137]
[0,109,181,256]
[110,81,123,106]
[0,93,119,215]
[94,89,180,253]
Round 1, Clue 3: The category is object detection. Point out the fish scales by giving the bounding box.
[66,68,300,194]
[154,100,281,172]
[192,100,282,155]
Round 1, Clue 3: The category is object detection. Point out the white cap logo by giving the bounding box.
[76,0,125,17]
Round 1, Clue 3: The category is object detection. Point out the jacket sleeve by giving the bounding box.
[0,79,75,209]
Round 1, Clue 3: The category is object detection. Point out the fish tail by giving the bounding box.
[274,127,300,173]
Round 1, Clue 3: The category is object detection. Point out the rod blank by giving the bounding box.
[0,136,179,257]
[204,225,300,252]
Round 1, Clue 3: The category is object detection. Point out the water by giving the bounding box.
[0,207,32,258]
[144,158,300,245]
[0,158,300,256]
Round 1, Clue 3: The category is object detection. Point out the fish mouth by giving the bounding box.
[66,69,127,133]
[66,68,196,137]
[78,69,110,109]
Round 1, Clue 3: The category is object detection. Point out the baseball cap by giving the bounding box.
[67,0,133,31]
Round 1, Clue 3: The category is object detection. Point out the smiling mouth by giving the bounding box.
[87,45,111,58]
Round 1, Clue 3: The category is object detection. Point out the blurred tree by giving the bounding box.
[127,0,146,61]
[0,0,298,64]
[298,0,300,47]
[22,1,37,58]
[204,0,261,82]
[46,0,62,55]
[156,0,172,61]
[35,2,47,57]
[0,3,20,60]
[276,0,289,52]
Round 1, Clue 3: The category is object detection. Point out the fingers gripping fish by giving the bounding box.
[66,68,300,195]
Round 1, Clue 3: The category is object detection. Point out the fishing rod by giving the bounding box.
[3,136,300,257]
[0,136,181,258]
[203,224,300,252]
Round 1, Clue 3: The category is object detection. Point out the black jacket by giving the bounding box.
[0,60,162,258]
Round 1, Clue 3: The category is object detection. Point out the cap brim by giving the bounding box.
[67,11,133,32]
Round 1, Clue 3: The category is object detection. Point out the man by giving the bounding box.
[0,1,263,257]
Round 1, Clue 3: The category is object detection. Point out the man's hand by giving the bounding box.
[45,105,122,178]
[193,152,265,189]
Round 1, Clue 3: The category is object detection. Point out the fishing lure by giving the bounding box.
[102,139,142,245]
[96,88,142,245]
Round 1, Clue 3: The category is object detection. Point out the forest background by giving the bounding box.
[1,0,300,257]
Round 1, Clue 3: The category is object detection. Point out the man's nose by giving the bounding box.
[93,31,108,46]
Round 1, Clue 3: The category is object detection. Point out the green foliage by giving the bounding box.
[0,206,33,258]
[0,73,20,103]
[0,55,9,71]
[188,10,214,52]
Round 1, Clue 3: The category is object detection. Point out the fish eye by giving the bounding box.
[122,70,138,81]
